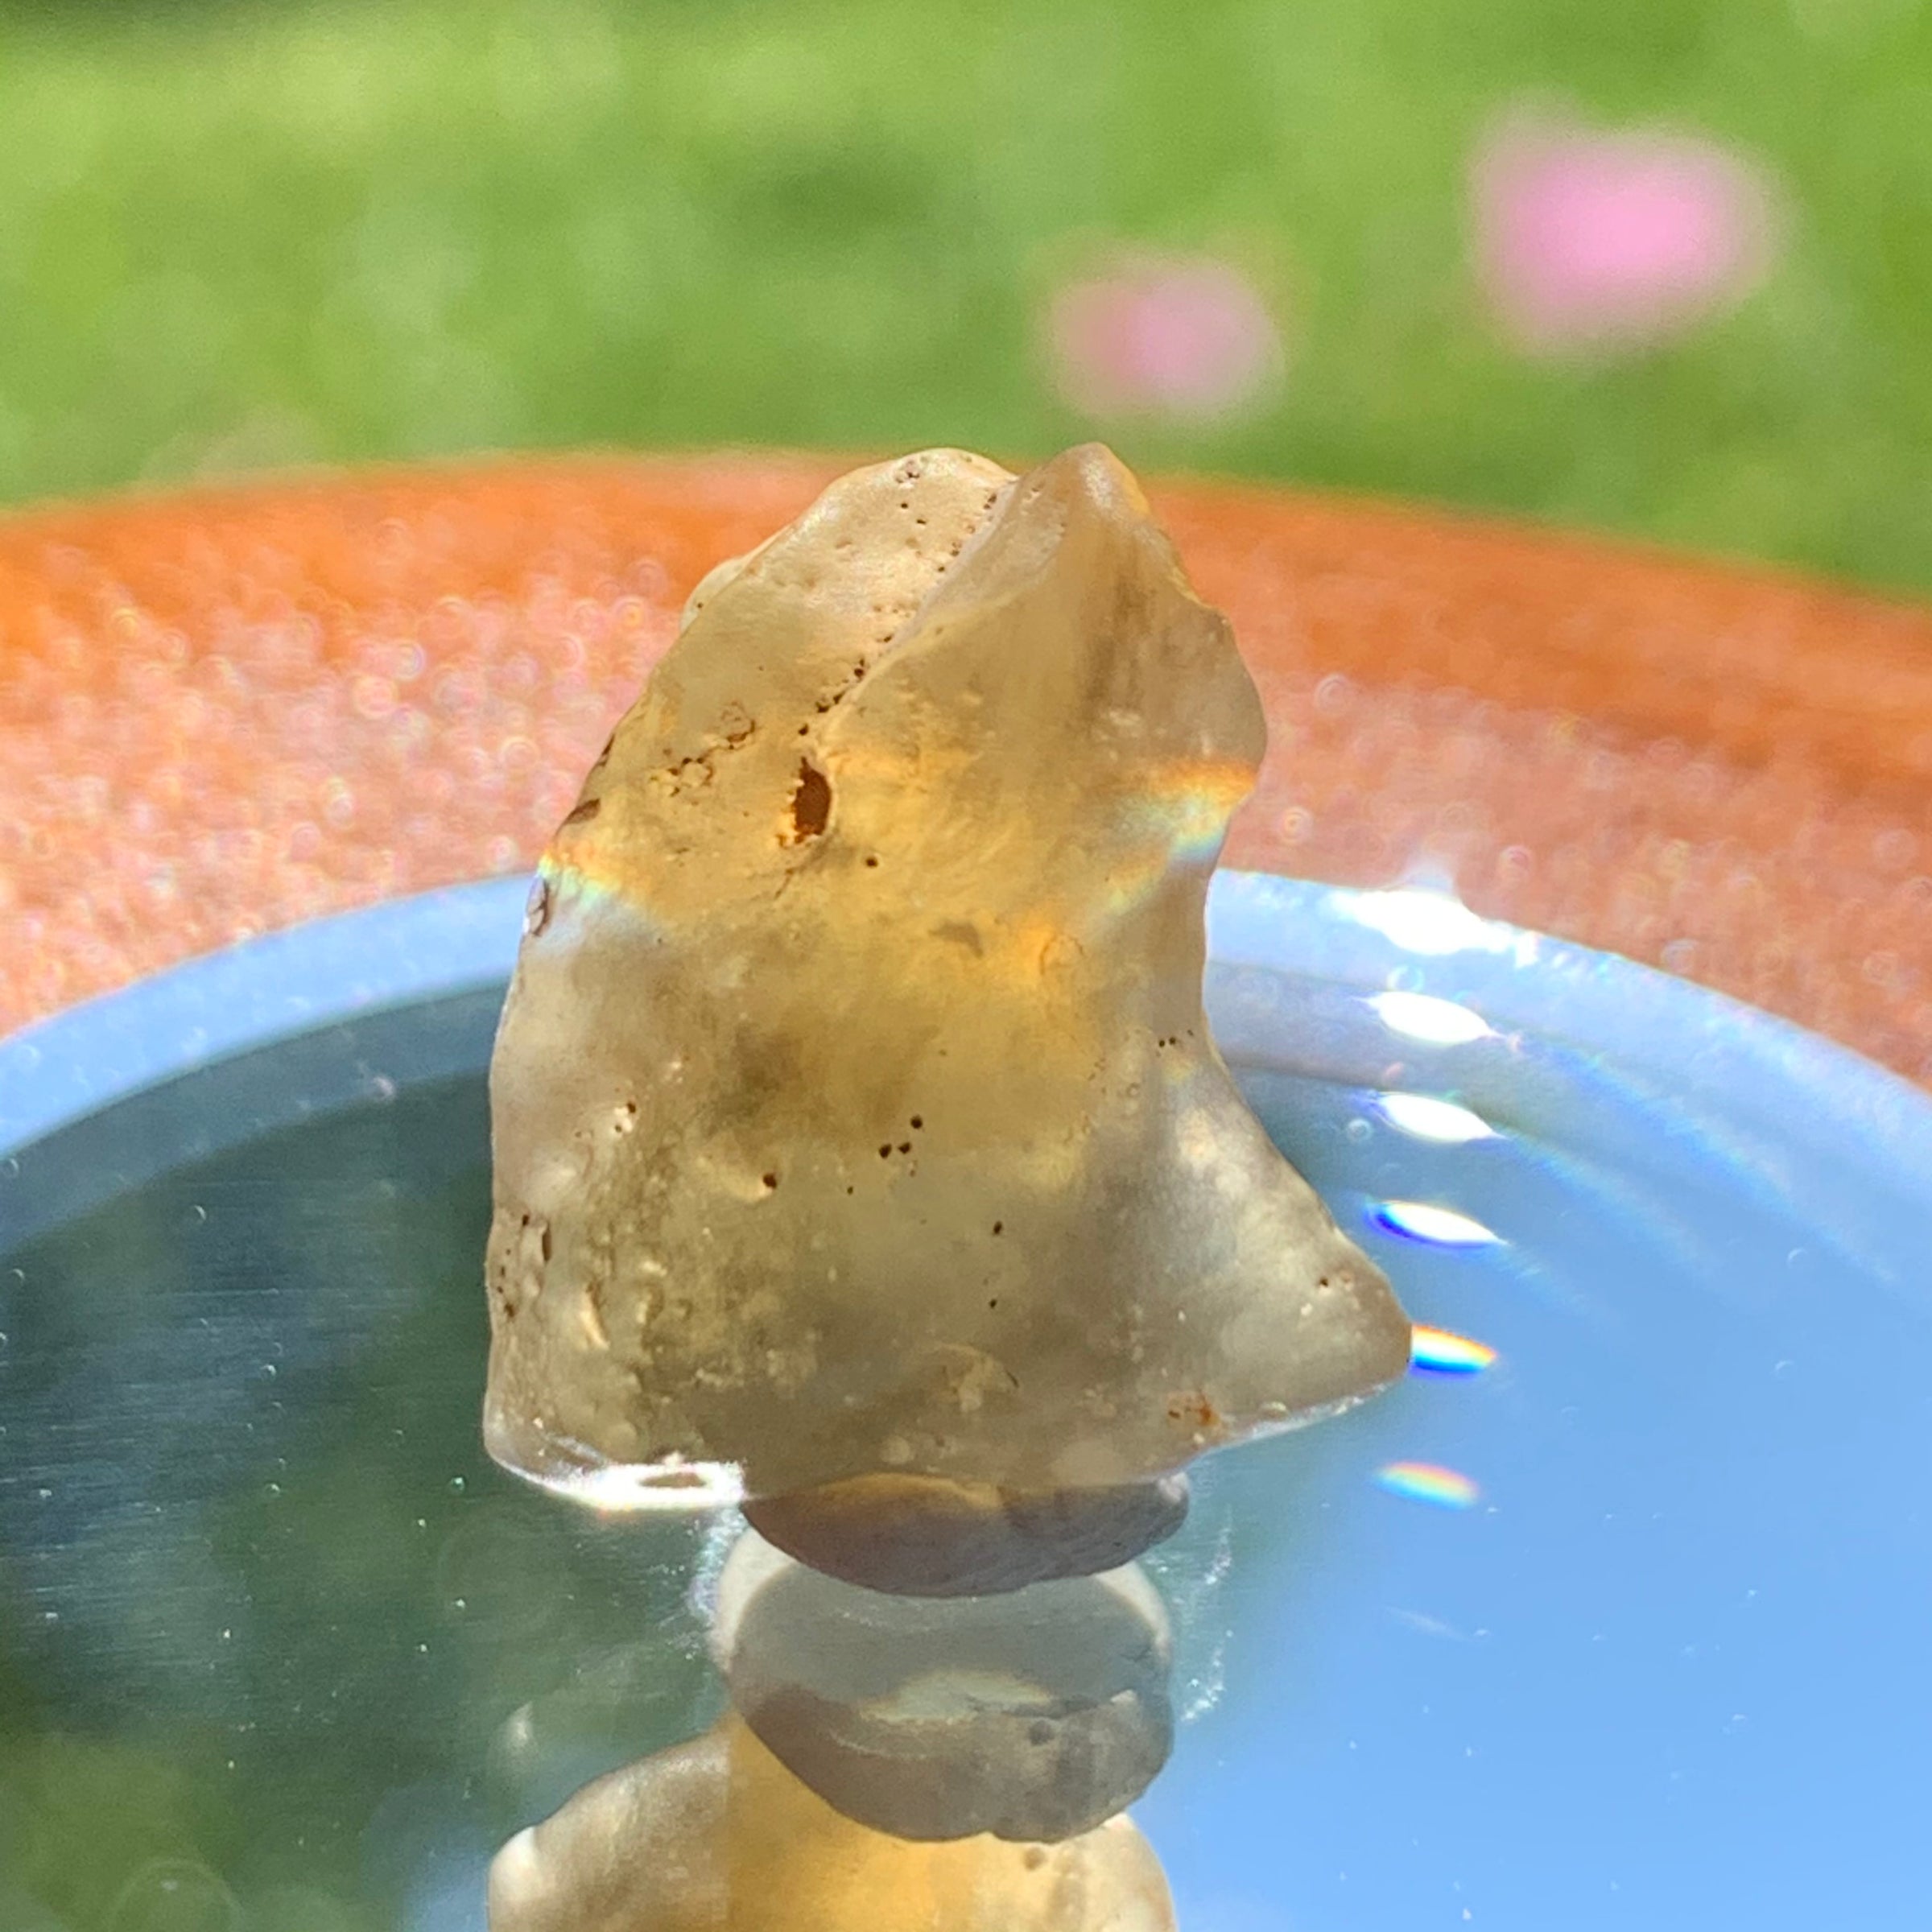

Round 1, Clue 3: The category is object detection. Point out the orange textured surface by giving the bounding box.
[2,453,1929,1084]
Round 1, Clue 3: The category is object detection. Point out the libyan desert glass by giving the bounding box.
[484,446,1409,1591]
[489,1717,1176,1932]
[3,875,1932,1930]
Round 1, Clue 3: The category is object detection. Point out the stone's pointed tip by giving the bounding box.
[1017,440,1151,517]
[1036,439,1129,474]
[1061,439,1137,478]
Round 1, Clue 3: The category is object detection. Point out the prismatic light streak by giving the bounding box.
[1377,1461,1481,1509]
[1373,1199,1503,1248]
[1410,1325,1498,1376]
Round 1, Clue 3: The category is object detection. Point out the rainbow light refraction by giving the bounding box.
[1373,1199,1503,1247]
[1410,1325,1498,1375]
[1376,1461,1481,1509]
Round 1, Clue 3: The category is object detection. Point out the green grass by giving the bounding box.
[2,0,1931,594]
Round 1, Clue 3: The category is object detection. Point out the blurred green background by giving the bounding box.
[2,0,1929,592]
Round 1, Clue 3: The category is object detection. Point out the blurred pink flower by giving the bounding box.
[1047,254,1284,421]
[1472,109,1779,357]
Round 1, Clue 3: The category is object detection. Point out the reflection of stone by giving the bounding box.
[742,1470,1187,1599]
[489,1715,1176,1932]
[710,1530,1171,1844]
[485,444,1410,1582]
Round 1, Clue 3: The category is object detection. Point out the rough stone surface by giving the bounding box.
[484,443,1410,1511]
[488,1715,1177,1932]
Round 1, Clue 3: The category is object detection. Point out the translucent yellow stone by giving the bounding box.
[488,1715,1176,1932]
[484,444,1410,1545]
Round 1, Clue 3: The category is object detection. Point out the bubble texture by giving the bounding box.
[1,454,1928,1084]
